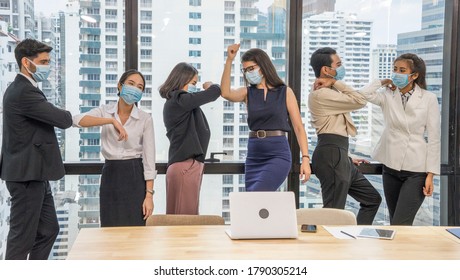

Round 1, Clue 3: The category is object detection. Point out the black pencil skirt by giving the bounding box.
[100,158,146,227]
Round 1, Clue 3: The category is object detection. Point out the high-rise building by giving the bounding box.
[219,0,290,221]
[0,20,19,260]
[302,0,336,18]
[68,0,227,226]
[0,1,74,259]
[301,11,372,148]
[300,11,374,213]
[392,0,444,226]
[0,0,35,39]
[397,0,444,99]
[371,44,397,80]
[369,44,396,148]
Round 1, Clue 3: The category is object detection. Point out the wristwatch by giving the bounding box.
[146,189,155,195]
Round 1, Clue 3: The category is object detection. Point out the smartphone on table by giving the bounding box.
[301,224,317,233]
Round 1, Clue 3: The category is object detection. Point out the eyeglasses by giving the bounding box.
[241,64,258,74]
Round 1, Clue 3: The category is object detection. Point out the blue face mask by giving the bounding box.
[120,84,143,105]
[332,65,346,81]
[391,72,414,89]
[187,84,198,93]
[26,58,51,82]
[245,68,263,85]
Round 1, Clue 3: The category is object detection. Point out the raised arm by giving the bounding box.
[175,83,221,111]
[357,79,395,107]
[310,81,367,115]
[221,43,247,102]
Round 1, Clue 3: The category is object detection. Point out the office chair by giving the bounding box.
[296,208,357,225]
[146,214,225,226]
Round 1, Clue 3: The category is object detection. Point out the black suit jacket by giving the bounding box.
[0,74,73,181]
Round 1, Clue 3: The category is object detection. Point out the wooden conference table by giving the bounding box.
[67,225,460,260]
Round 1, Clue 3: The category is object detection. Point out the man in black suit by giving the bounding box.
[0,39,73,260]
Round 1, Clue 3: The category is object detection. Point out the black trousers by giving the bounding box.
[382,165,427,225]
[5,181,59,260]
[312,134,382,225]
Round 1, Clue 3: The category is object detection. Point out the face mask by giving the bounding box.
[26,58,51,82]
[245,68,263,85]
[332,65,346,81]
[391,72,414,89]
[187,84,198,93]
[120,84,143,105]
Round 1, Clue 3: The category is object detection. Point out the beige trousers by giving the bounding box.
[166,158,204,214]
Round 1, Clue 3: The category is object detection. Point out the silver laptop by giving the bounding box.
[225,191,298,239]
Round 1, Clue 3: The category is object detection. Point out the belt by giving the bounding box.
[249,130,286,138]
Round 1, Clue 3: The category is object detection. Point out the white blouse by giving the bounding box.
[73,101,157,180]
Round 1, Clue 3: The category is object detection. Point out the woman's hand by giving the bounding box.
[143,195,154,220]
[300,161,311,183]
[202,81,213,90]
[352,158,370,166]
[381,79,396,91]
[423,173,434,196]
[112,119,128,141]
[227,43,240,62]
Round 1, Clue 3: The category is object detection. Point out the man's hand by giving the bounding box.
[313,77,336,90]
[352,158,370,166]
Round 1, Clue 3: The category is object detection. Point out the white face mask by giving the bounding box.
[25,58,51,82]
[245,68,263,85]
[187,84,198,93]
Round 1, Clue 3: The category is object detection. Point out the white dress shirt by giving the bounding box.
[359,80,440,174]
[19,72,38,87]
[73,101,157,180]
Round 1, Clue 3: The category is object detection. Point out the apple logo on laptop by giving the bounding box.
[259,208,269,219]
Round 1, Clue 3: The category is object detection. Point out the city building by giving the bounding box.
[300,11,374,213]
[394,0,445,225]
[0,0,453,260]
[0,0,35,39]
[302,0,336,18]
[0,19,19,260]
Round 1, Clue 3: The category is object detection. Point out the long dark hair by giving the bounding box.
[159,62,198,99]
[241,48,285,88]
[394,53,427,90]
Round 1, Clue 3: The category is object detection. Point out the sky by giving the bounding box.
[335,0,423,47]
[34,0,424,48]
[255,0,423,47]
[34,0,67,16]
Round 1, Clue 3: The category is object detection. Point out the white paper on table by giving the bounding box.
[323,226,364,239]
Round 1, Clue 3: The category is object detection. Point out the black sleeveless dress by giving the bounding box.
[245,85,292,191]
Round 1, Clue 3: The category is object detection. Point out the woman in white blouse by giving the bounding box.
[73,69,156,227]
[359,53,440,225]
